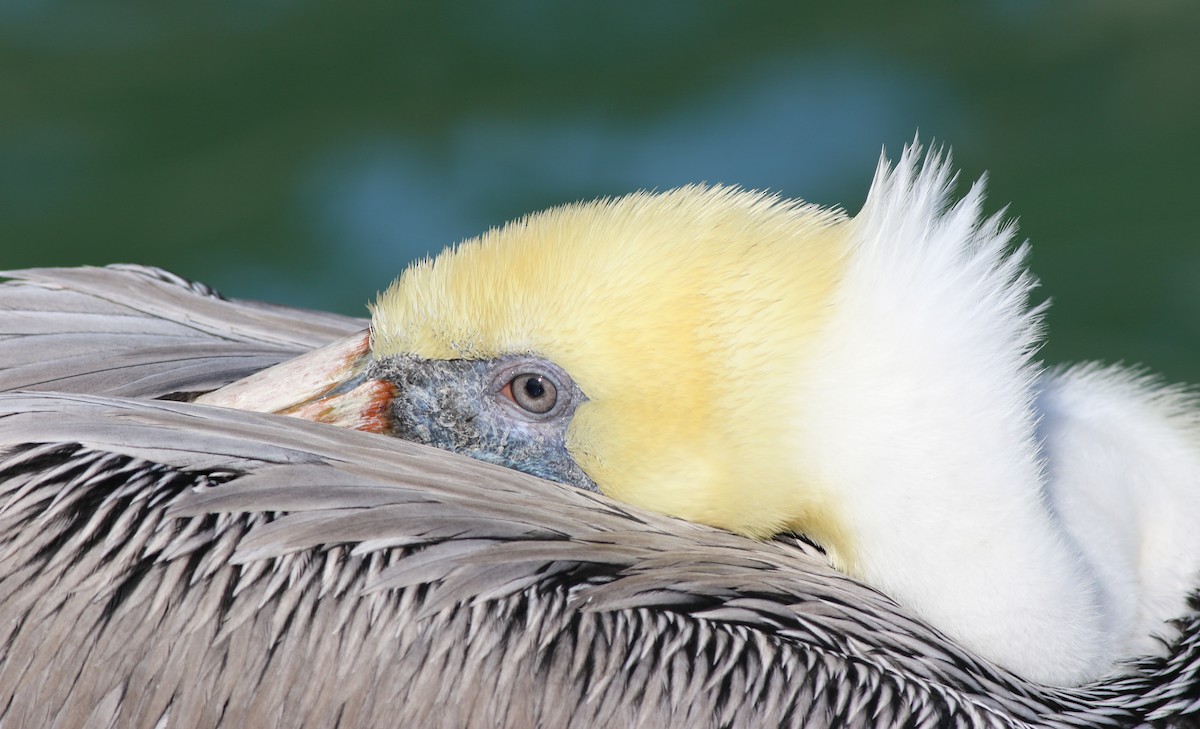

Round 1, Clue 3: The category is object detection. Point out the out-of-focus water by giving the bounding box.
[3,1,1199,379]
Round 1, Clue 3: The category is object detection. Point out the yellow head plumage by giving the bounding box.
[371,185,849,541]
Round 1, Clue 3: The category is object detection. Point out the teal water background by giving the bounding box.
[3,1,1199,380]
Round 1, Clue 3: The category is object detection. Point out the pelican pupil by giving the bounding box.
[511,373,558,414]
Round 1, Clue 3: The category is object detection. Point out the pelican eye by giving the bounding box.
[508,373,558,414]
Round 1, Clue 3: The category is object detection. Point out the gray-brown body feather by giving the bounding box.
[0,266,1196,728]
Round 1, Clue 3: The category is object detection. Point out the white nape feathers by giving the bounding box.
[793,146,1200,685]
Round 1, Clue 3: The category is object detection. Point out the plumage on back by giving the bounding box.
[0,388,1194,729]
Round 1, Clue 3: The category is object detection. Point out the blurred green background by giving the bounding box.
[3,1,1199,379]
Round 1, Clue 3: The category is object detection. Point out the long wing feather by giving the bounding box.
[0,265,364,397]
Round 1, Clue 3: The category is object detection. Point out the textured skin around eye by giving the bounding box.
[368,356,600,493]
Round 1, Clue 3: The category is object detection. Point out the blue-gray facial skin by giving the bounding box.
[370,354,599,492]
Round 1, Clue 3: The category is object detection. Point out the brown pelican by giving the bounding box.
[0,263,1195,728]
[2,149,1199,726]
